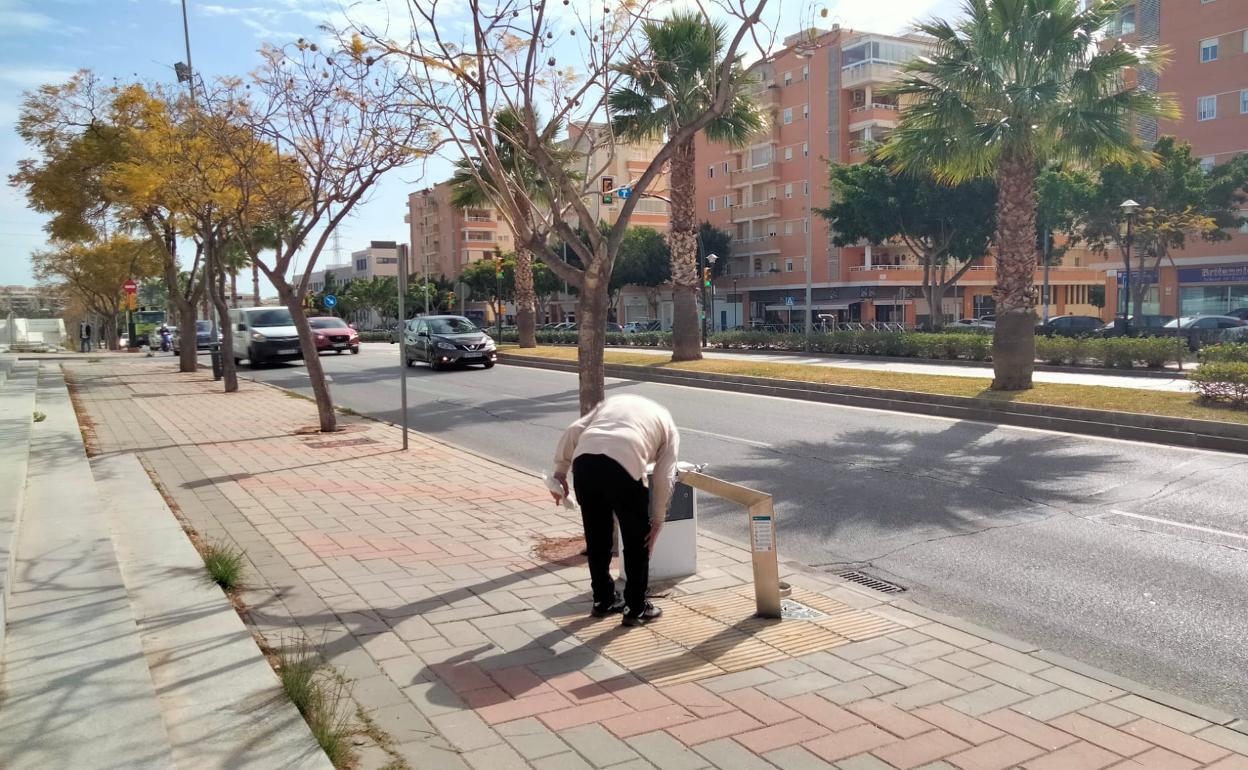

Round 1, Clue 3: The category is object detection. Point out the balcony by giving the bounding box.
[729,199,779,222]
[848,104,900,130]
[464,215,495,223]
[730,163,779,186]
[751,88,781,111]
[732,235,781,255]
[841,60,902,89]
[845,264,1105,284]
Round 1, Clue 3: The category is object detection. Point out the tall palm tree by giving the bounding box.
[610,11,765,361]
[449,108,575,348]
[879,0,1175,390]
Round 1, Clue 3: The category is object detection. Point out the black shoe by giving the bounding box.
[622,602,662,627]
[591,594,626,618]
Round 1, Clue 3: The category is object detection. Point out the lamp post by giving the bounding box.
[1120,199,1139,336]
[733,277,739,330]
[795,45,818,351]
[706,253,719,337]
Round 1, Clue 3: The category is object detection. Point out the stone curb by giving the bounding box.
[501,354,1248,455]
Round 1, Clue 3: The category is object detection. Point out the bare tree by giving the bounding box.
[224,40,437,432]
[355,0,774,413]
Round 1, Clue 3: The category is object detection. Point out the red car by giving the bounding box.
[308,316,360,355]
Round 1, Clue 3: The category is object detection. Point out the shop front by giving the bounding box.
[1177,264,1248,317]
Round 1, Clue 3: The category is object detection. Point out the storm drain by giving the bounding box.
[835,570,906,594]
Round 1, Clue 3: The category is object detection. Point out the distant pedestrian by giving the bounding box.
[79,321,92,353]
[552,394,680,626]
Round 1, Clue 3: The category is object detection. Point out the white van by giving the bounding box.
[228,306,303,368]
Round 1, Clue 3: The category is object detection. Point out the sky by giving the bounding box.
[0,0,961,290]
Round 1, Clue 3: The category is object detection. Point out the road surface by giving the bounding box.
[234,344,1248,717]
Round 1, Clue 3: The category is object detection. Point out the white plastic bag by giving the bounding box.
[544,473,578,511]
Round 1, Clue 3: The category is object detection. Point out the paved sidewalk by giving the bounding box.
[68,358,1246,770]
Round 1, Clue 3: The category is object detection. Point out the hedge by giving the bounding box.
[498,330,675,347]
[357,330,391,343]
[1198,343,1248,364]
[1034,336,1181,369]
[1189,361,1248,407]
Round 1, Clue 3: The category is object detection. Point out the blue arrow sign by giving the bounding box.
[618,186,632,199]
[323,294,337,308]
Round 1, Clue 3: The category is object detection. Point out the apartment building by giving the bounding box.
[696,26,1105,329]
[298,241,402,294]
[1096,0,1248,318]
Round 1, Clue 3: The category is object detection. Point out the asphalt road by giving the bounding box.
[235,344,1248,717]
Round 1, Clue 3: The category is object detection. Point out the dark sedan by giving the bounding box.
[1035,315,1105,337]
[401,315,497,370]
[172,320,220,354]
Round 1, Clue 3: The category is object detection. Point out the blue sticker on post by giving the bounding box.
[751,515,774,552]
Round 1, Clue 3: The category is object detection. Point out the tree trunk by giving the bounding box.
[252,261,261,306]
[990,151,1038,391]
[515,249,538,347]
[230,271,239,309]
[279,285,337,432]
[208,241,238,393]
[575,259,610,414]
[668,139,702,361]
[176,300,198,372]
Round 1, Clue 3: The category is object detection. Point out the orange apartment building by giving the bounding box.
[695,27,1106,330]
[1095,0,1248,319]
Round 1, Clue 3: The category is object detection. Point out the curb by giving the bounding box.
[500,354,1248,455]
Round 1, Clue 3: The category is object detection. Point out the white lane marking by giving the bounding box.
[682,427,773,448]
[1104,509,1248,542]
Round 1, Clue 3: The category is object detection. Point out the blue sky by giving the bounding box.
[0,0,959,289]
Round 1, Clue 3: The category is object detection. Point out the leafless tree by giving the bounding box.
[354,0,775,413]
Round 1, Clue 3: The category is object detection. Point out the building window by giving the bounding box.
[754,258,763,272]
[785,259,794,272]
[784,147,793,161]
[783,71,792,86]
[723,161,730,173]
[784,183,793,199]
[1198,95,1217,121]
[784,221,794,235]
[804,181,809,196]
[723,195,731,208]
[802,64,809,81]
[1200,156,1215,173]
[783,108,793,125]
[709,198,717,212]
[356,258,368,271]
[1200,38,1219,62]
[803,142,809,157]
[1242,90,1248,114]
[750,146,772,167]
[804,218,809,233]
[708,166,715,178]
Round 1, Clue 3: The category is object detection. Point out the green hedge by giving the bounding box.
[498,330,675,347]
[1198,343,1248,364]
[1034,336,1181,369]
[708,330,995,360]
[1189,361,1248,407]
[357,330,391,342]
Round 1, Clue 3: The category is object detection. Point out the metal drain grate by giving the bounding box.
[835,570,906,594]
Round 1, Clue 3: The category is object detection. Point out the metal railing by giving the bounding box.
[849,102,900,113]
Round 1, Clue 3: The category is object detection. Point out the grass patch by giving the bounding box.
[200,540,246,591]
[32,411,46,423]
[503,346,1248,426]
[275,639,357,769]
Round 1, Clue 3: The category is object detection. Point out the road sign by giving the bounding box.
[323,294,337,308]
[618,186,632,199]
[784,296,795,307]
[123,279,138,295]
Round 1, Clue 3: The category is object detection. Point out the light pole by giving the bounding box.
[733,277,739,330]
[1120,199,1139,336]
[706,253,719,336]
[795,45,818,351]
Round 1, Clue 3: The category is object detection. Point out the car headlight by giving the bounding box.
[251,332,267,341]
[482,338,496,349]
[436,341,456,350]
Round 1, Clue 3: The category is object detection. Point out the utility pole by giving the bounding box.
[796,45,818,351]
[397,244,409,450]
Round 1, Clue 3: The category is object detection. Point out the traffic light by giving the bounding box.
[703,267,712,288]
[494,257,504,280]
[601,176,614,204]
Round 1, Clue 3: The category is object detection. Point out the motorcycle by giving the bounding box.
[159,327,172,353]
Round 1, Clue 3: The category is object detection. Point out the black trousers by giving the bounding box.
[572,453,651,613]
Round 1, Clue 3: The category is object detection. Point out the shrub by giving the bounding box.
[1189,362,1248,407]
[200,541,245,591]
[1199,343,1248,364]
[1035,336,1076,365]
[357,330,390,343]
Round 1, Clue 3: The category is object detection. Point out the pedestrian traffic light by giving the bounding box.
[601,176,614,204]
[494,258,504,280]
[703,267,712,287]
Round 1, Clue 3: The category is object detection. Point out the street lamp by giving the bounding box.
[1120,199,1140,336]
[795,44,818,350]
[706,253,719,337]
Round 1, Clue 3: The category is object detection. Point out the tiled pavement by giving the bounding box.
[68,359,1248,770]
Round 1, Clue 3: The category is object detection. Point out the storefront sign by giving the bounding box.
[1178,265,1248,284]
[1115,269,1159,285]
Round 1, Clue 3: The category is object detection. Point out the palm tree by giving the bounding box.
[879,0,1175,390]
[610,11,765,361]
[449,108,575,348]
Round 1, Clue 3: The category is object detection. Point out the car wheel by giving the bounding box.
[427,349,441,371]
[351,346,359,354]
[248,346,263,369]
[335,349,343,355]
[483,361,495,369]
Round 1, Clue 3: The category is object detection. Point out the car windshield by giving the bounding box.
[1164,317,1201,329]
[309,317,348,329]
[195,320,215,332]
[246,309,293,327]
[427,317,479,335]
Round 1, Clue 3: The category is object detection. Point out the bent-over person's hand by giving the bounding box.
[645,521,663,553]
[550,471,569,505]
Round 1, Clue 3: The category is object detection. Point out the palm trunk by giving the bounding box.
[668,139,702,361]
[252,261,261,306]
[515,248,537,347]
[990,151,1038,390]
[230,271,239,309]
[280,285,337,433]
[575,256,610,414]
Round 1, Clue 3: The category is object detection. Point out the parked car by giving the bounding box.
[401,314,497,370]
[308,316,360,355]
[623,320,661,333]
[1220,325,1248,342]
[605,321,624,333]
[1035,315,1105,337]
[389,322,403,343]
[1094,314,1175,337]
[951,318,995,331]
[172,319,221,355]
[1164,315,1248,349]
[550,321,577,331]
[229,306,303,368]
[1224,308,1248,320]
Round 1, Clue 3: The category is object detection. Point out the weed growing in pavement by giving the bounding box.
[32,411,46,423]
[276,639,358,769]
[200,540,245,591]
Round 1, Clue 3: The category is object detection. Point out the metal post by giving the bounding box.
[397,244,409,451]
[1042,226,1051,324]
[1123,216,1133,337]
[803,56,814,351]
[423,248,430,316]
[495,268,503,341]
[709,274,716,335]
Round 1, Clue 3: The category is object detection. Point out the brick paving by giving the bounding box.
[68,358,1248,770]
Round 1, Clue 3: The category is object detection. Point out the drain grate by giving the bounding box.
[835,570,906,594]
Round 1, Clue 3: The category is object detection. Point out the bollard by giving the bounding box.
[677,470,782,619]
[210,347,223,381]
